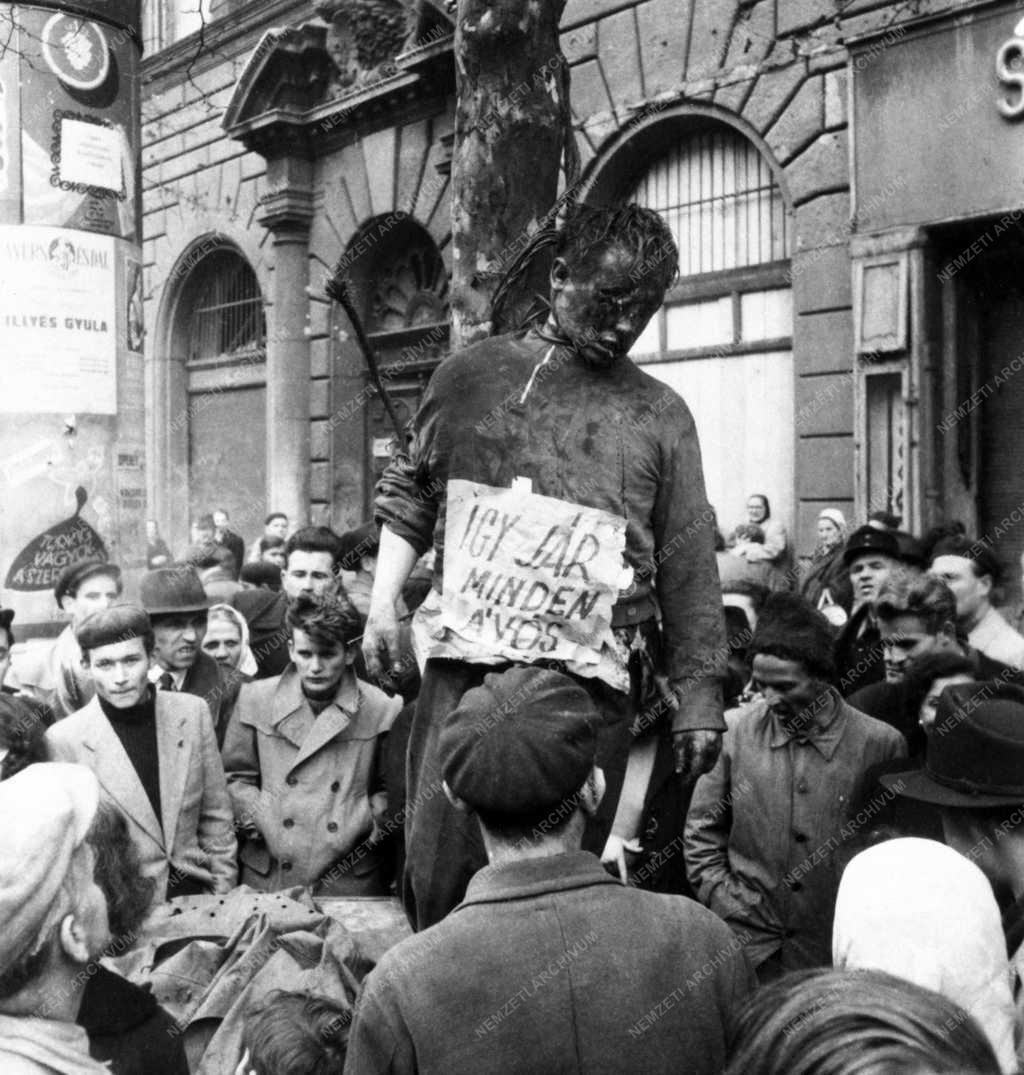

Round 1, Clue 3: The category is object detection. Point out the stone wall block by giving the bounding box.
[765,74,822,165]
[636,0,690,98]
[596,9,645,107]
[794,191,851,253]
[792,307,854,376]
[742,61,806,133]
[569,57,614,125]
[784,129,848,206]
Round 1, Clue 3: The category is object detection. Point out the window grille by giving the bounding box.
[632,128,789,277]
[187,250,265,362]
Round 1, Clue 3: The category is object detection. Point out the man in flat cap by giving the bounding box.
[47,604,236,908]
[929,534,1024,671]
[345,665,753,1075]
[0,762,110,1073]
[11,559,122,720]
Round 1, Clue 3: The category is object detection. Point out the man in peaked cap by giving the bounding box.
[833,525,919,697]
[139,566,242,746]
[345,665,753,1075]
[46,604,236,909]
[0,762,110,1074]
[10,558,122,720]
[881,679,1024,1071]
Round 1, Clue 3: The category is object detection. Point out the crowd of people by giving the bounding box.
[0,202,1022,1073]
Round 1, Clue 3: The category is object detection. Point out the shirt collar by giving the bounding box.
[768,688,848,760]
[148,664,186,689]
[458,850,619,910]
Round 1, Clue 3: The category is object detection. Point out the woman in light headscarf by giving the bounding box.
[201,603,258,677]
[799,507,851,625]
[833,836,1017,1073]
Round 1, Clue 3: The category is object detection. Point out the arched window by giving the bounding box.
[624,123,794,538]
[185,248,266,363]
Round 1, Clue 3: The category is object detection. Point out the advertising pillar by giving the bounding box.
[0,2,143,634]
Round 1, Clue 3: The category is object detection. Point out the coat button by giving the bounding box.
[796,782,808,794]
[286,775,298,787]
[789,880,803,892]
[282,818,294,829]
[326,821,338,833]
[793,832,808,843]
[330,781,340,792]
[281,861,292,871]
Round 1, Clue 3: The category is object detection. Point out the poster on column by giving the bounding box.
[440,479,629,688]
[0,225,116,413]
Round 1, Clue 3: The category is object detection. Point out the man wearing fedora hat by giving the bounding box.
[139,566,242,746]
[47,605,236,908]
[881,679,1024,1068]
[10,559,122,721]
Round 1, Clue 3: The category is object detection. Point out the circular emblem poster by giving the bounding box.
[41,14,110,91]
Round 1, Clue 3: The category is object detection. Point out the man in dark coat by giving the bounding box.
[344,666,753,1075]
[834,525,912,697]
[139,567,242,746]
[231,526,345,678]
[363,204,728,930]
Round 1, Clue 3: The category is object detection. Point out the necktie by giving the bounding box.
[158,672,176,691]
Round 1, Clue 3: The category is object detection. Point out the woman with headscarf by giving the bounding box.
[733,493,791,572]
[202,603,259,678]
[799,507,852,624]
[833,837,1017,1073]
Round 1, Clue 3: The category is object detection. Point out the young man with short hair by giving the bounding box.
[232,526,345,678]
[345,665,753,1075]
[930,535,1024,670]
[11,559,122,719]
[685,592,906,981]
[46,604,236,908]
[212,508,245,578]
[849,574,1021,738]
[222,593,400,895]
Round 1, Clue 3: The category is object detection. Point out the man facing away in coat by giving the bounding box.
[344,665,753,1075]
[363,203,727,930]
[47,604,237,908]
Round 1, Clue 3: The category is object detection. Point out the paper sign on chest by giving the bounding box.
[440,479,628,688]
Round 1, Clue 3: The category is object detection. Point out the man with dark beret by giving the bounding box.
[46,604,236,910]
[10,559,122,720]
[345,665,753,1075]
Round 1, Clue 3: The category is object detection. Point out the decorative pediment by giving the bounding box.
[221,23,335,153]
[223,4,454,159]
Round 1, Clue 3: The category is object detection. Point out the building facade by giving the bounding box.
[140,0,1022,594]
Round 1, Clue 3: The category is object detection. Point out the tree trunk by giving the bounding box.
[451,0,573,348]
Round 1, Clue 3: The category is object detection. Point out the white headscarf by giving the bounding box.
[834,837,1017,1072]
[207,603,258,677]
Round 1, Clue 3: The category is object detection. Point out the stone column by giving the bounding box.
[258,157,314,528]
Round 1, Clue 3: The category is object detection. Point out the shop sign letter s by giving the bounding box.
[997,17,1024,119]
